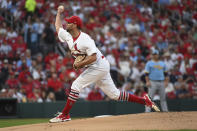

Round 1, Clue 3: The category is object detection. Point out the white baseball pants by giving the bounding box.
[71,58,120,100]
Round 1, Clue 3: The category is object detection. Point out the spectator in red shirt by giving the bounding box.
[47,73,63,92]
[22,76,41,101]
[18,65,31,84]
[21,75,34,98]
[5,72,19,89]
[12,36,27,58]
[44,52,59,64]
[28,87,43,103]
[87,87,103,101]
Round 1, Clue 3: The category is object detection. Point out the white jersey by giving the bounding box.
[58,28,120,101]
[58,28,105,69]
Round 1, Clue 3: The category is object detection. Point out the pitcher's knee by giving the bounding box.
[71,81,81,92]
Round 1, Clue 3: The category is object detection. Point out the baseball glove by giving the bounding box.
[73,54,86,69]
[74,54,86,63]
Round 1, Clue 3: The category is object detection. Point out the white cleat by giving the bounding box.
[49,112,71,123]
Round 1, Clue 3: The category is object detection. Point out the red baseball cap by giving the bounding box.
[64,16,82,28]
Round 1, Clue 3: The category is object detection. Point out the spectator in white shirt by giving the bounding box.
[0,22,7,36]
[164,52,175,70]
[0,41,12,55]
[7,28,18,38]
[126,19,140,34]
[106,51,119,86]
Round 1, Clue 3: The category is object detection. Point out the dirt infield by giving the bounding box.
[1,111,197,131]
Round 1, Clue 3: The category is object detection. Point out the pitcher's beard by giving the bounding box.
[66,29,71,32]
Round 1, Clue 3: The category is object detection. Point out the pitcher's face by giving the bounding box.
[66,22,76,31]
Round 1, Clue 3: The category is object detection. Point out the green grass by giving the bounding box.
[0,118,49,128]
[0,117,82,128]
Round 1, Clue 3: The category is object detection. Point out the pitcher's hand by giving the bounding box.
[57,5,64,14]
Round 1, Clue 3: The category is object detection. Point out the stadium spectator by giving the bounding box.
[46,92,56,102]
[25,0,37,18]
[17,53,31,69]
[0,59,9,89]
[12,36,27,58]
[156,36,168,53]
[165,82,176,99]
[87,87,104,101]
[0,40,12,57]
[106,50,119,86]
[18,65,31,84]
[42,22,56,53]
[174,76,191,99]
[30,18,39,54]
[56,56,64,73]
[5,72,20,89]
[121,81,134,95]
[47,73,63,92]
[7,28,17,38]
[35,53,45,68]
[163,52,174,71]
[0,22,7,36]
[118,53,132,81]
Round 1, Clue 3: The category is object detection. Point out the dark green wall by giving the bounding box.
[17,101,144,118]
[16,99,197,118]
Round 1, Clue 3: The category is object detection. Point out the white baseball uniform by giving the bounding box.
[58,28,120,100]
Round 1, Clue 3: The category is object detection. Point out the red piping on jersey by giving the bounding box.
[73,32,81,42]
[74,44,81,52]
[73,32,81,52]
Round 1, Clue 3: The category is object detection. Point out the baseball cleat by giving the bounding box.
[49,112,71,123]
[144,94,160,112]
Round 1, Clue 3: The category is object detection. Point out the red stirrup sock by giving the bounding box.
[118,91,145,105]
[62,89,79,116]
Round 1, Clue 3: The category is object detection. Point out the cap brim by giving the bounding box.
[64,17,82,28]
[64,18,70,22]
[64,18,75,23]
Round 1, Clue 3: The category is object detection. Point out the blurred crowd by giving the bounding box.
[0,0,197,103]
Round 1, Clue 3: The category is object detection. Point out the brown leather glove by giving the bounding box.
[73,55,86,69]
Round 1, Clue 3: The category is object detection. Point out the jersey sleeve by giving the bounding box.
[145,62,150,73]
[85,37,97,56]
[58,28,73,45]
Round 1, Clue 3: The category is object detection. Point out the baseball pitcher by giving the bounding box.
[49,5,160,123]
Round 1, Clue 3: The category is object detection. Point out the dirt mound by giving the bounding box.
[2,111,197,131]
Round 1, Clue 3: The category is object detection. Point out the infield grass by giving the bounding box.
[0,118,83,128]
[0,118,49,128]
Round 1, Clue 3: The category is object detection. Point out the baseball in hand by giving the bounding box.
[58,5,64,13]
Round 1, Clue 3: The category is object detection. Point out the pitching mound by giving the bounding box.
[2,111,197,131]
